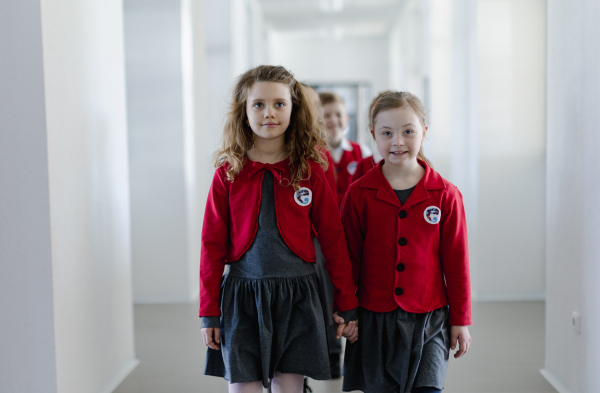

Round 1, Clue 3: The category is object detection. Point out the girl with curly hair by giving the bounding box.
[199,65,358,393]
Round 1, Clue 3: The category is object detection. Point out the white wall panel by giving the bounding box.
[0,1,57,391]
[40,0,137,391]
[544,0,600,391]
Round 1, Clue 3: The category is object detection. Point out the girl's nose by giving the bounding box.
[264,106,275,118]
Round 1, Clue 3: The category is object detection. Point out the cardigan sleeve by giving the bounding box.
[199,167,230,317]
[439,188,472,326]
[340,185,363,289]
[310,164,358,312]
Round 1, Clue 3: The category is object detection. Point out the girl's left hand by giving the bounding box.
[333,312,359,343]
[450,325,471,358]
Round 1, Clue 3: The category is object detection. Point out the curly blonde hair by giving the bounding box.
[213,65,328,190]
[371,91,433,168]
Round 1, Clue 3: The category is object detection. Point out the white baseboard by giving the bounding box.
[540,368,573,393]
[133,294,196,304]
[474,292,546,302]
[98,357,140,393]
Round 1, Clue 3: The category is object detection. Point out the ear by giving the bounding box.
[423,124,428,140]
[370,127,375,139]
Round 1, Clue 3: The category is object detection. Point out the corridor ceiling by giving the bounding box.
[257,0,406,39]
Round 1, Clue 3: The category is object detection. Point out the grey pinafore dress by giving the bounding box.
[342,187,451,393]
[203,171,332,387]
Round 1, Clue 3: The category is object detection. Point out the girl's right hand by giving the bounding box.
[201,327,221,350]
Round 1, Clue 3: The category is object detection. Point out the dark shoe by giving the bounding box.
[329,353,341,379]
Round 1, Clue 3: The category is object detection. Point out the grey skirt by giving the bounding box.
[342,306,450,393]
[204,272,331,388]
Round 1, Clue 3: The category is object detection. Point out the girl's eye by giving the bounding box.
[276,102,284,108]
[382,131,391,136]
[404,129,413,135]
[253,102,264,108]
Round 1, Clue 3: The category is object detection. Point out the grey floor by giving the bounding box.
[114,301,557,393]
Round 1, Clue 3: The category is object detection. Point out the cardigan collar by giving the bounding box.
[245,157,290,182]
[360,159,446,208]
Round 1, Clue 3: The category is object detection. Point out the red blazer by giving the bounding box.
[322,148,337,205]
[334,141,364,208]
[340,160,472,326]
[351,156,376,183]
[200,158,359,317]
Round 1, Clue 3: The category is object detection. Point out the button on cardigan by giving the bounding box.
[199,158,359,318]
[340,160,472,326]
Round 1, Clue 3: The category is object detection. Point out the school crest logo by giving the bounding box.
[423,206,441,224]
[347,161,358,176]
[294,187,312,206]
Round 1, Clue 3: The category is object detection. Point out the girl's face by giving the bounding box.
[246,82,292,143]
[321,101,348,144]
[371,106,427,167]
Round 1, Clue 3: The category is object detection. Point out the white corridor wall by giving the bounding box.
[124,0,197,303]
[270,36,390,103]
[428,0,546,302]
[543,1,600,391]
[0,1,58,391]
[2,0,137,392]
[40,0,138,391]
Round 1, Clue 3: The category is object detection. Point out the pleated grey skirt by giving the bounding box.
[342,306,450,393]
[204,272,331,388]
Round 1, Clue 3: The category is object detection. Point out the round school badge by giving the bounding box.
[424,206,441,224]
[347,161,358,176]
[294,187,312,207]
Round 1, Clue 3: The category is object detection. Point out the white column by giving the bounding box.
[2,0,137,392]
[0,2,58,392]
[124,0,196,303]
[543,0,600,391]
[475,0,546,301]
[41,0,137,391]
[449,0,479,298]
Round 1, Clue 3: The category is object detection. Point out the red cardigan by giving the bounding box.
[351,156,376,183]
[340,160,472,326]
[334,141,364,209]
[199,158,359,317]
[322,148,337,205]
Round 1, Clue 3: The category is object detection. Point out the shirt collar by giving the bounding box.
[340,136,354,152]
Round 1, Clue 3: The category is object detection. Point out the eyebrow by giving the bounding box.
[250,98,290,103]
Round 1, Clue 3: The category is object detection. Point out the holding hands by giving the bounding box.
[333,312,359,343]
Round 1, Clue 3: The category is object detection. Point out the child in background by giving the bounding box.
[351,91,391,182]
[303,83,344,378]
[339,92,472,393]
[319,92,371,207]
[302,84,338,205]
[199,66,358,393]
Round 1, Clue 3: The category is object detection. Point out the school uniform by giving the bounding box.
[322,147,338,205]
[330,137,371,208]
[199,157,358,387]
[340,160,472,393]
[351,150,382,183]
